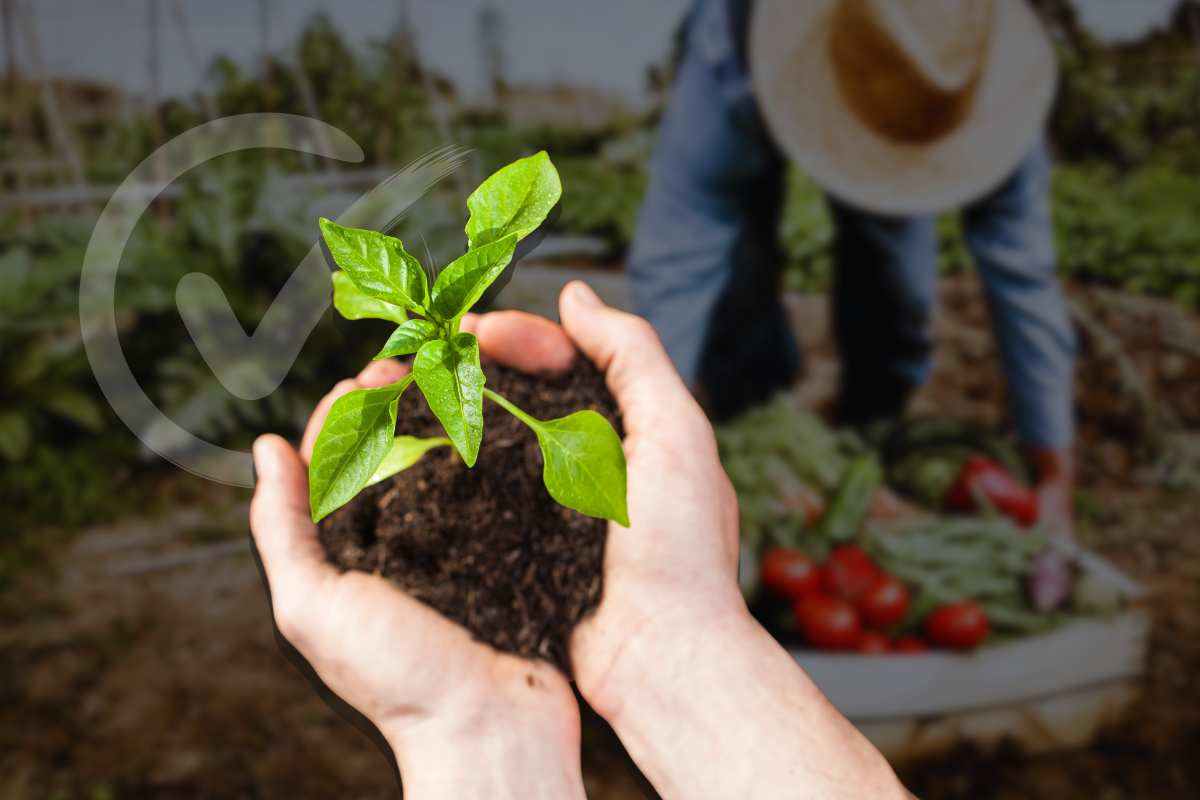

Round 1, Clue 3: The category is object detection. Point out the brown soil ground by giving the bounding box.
[319,363,616,674]
[3,275,1197,799]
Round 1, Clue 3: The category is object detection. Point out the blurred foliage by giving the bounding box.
[780,164,1200,310]
[1038,0,1200,168]
[0,154,379,531]
[779,172,835,293]
[1051,162,1200,307]
[0,225,131,532]
[1,5,1197,542]
[1051,42,1200,168]
[60,13,443,184]
[556,157,646,251]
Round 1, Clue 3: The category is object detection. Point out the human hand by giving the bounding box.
[466,284,744,717]
[1028,449,1075,611]
[469,284,905,799]
[1034,477,1074,537]
[550,283,745,712]
[250,359,584,800]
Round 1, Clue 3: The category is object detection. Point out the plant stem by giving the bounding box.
[483,388,539,428]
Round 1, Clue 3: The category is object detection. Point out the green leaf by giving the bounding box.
[332,270,408,323]
[373,318,438,360]
[319,217,429,314]
[43,389,107,432]
[308,378,411,522]
[465,151,562,249]
[412,333,485,467]
[0,410,33,462]
[428,233,518,321]
[367,435,452,486]
[484,390,629,526]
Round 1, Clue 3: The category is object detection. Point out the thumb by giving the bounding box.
[558,281,703,438]
[250,434,333,602]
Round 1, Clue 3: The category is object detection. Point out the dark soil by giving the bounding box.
[317,361,619,675]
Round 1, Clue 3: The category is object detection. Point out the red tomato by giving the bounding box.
[892,635,929,654]
[820,545,879,602]
[760,548,821,599]
[856,575,911,630]
[944,456,1039,527]
[832,544,873,567]
[924,601,990,650]
[856,630,891,654]
[794,594,862,650]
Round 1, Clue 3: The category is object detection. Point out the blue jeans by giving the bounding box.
[628,0,1076,448]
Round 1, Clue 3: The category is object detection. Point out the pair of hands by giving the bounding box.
[250,281,760,798]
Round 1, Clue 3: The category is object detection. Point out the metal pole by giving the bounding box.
[2,0,27,223]
[17,0,85,186]
[147,0,167,219]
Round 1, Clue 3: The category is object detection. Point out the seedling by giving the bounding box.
[308,152,629,526]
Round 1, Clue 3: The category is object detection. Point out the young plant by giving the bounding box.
[308,152,629,526]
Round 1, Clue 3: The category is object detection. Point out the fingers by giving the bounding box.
[357,358,409,388]
[250,435,334,614]
[559,281,705,438]
[467,310,576,374]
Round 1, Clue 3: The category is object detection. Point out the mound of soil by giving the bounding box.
[317,362,617,675]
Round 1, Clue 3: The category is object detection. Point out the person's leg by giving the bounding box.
[964,141,1077,608]
[629,0,798,421]
[962,140,1075,452]
[829,199,938,426]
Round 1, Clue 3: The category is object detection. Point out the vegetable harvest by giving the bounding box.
[726,395,1128,656]
[944,455,1039,527]
[308,152,629,526]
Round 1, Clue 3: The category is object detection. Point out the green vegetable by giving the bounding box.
[331,270,408,323]
[484,390,628,527]
[865,517,1055,635]
[716,395,862,551]
[818,455,882,543]
[308,378,411,522]
[308,152,628,526]
[428,233,519,321]
[465,150,562,248]
[412,334,486,468]
[374,319,439,360]
[319,218,429,314]
[368,436,452,487]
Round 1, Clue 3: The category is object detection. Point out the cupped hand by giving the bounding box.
[251,359,584,797]
[462,287,907,800]
[466,283,745,721]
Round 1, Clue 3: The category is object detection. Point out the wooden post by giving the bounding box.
[289,48,332,171]
[2,0,15,82]
[17,0,85,187]
[147,0,167,220]
[171,0,217,120]
[4,0,30,226]
[258,0,270,85]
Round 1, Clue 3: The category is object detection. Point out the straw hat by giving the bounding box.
[750,0,1057,215]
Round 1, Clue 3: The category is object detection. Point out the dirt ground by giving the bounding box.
[3,275,1198,798]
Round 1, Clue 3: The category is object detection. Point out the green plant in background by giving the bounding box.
[780,171,835,293]
[1052,163,1200,308]
[556,156,646,250]
[309,152,629,525]
[778,163,1200,311]
[0,247,108,463]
